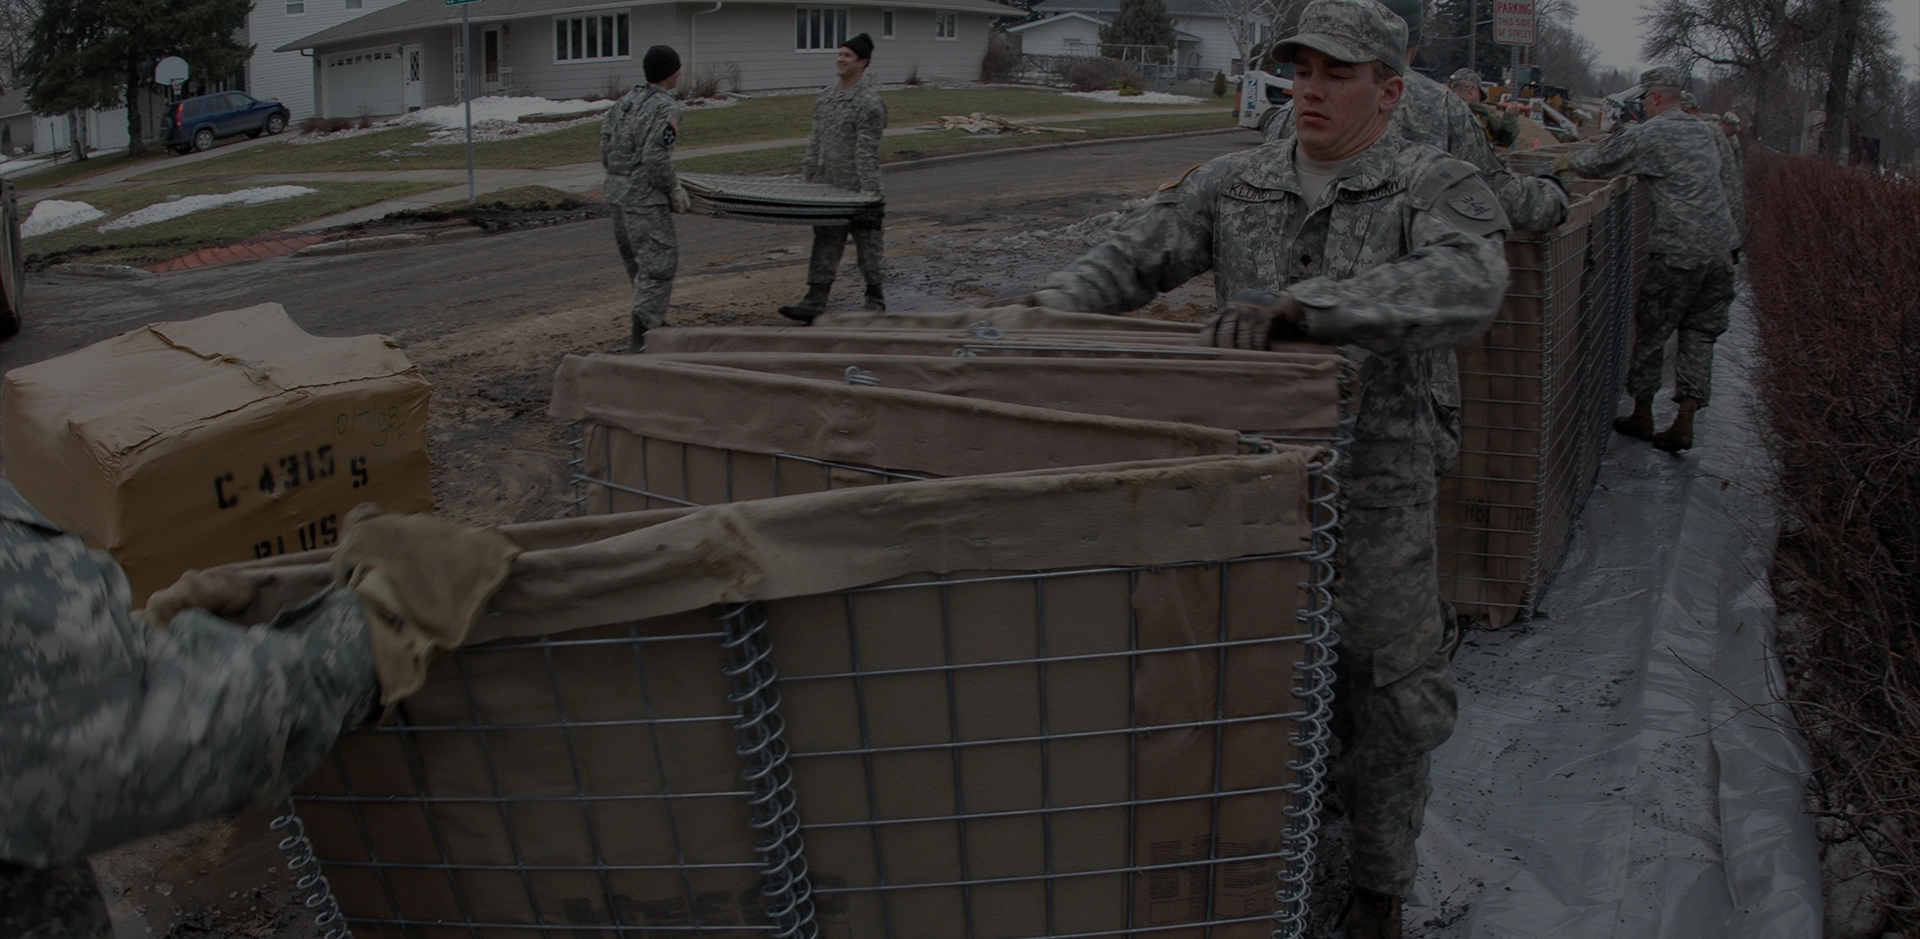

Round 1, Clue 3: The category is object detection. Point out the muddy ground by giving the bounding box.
[3,132,1279,938]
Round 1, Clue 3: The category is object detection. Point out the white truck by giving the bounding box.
[1235,71,1293,133]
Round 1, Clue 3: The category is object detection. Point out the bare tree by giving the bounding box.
[0,0,40,89]
[1209,0,1307,72]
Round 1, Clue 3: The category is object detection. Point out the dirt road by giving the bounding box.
[0,132,1250,938]
[5,132,1246,529]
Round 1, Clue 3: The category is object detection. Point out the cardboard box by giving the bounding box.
[1,303,433,604]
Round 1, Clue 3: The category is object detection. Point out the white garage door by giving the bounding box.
[322,47,403,119]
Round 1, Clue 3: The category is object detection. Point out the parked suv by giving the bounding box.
[165,92,290,154]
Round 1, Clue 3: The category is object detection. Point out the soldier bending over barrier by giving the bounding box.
[780,33,889,321]
[1,483,517,936]
[1556,67,1738,452]
[601,45,694,350]
[993,1,1510,933]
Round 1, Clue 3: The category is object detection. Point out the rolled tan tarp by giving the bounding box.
[643,326,1331,362]
[647,351,1341,439]
[812,307,1203,333]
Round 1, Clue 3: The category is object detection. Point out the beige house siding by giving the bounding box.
[251,0,413,120]
[307,2,995,116]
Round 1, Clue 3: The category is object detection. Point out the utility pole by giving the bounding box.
[1468,0,1476,74]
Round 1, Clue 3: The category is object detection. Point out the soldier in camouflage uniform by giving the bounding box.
[780,33,889,322]
[2,482,515,935]
[1558,67,1738,452]
[996,2,1509,934]
[1447,68,1518,147]
[1262,0,1567,232]
[601,46,693,350]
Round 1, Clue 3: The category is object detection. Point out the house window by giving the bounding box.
[345,0,361,8]
[555,13,631,62]
[882,9,895,38]
[795,7,848,52]
[935,11,957,39]
[286,0,304,13]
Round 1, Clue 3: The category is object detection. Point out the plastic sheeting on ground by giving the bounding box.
[1408,296,1824,937]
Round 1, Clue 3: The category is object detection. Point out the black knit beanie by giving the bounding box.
[644,45,681,84]
[841,33,874,62]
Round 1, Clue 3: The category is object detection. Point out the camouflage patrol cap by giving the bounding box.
[1637,66,1683,92]
[1720,111,1741,128]
[1378,0,1422,45]
[1447,67,1480,86]
[1277,0,1410,75]
[1679,90,1700,110]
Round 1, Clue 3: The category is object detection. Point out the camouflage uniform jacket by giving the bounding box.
[1032,133,1511,508]
[1265,72,1568,231]
[1,480,377,868]
[803,76,887,195]
[1567,108,1736,260]
[1699,115,1746,246]
[600,83,682,208]
[1467,100,1518,148]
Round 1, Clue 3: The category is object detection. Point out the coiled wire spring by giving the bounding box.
[270,799,352,939]
[720,602,820,939]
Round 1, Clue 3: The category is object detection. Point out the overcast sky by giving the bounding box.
[1570,0,1920,80]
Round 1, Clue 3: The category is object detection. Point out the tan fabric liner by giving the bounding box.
[812,307,1203,333]
[643,326,1335,362]
[645,351,1341,437]
[550,355,1252,480]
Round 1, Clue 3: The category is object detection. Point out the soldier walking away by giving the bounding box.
[2,485,518,936]
[993,1,1510,934]
[601,45,694,350]
[1262,0,1568,232]
[1556,67,1738,452]
[779,33,889,322]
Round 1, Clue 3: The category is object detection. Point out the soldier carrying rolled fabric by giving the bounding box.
[1,482,519,937]
[1261,0,1568,232]
[779,32,889,322]
[601,45,694,351]
[992,0,1510,933]
[1555,67,1738,452]
[1446,67,1518,148]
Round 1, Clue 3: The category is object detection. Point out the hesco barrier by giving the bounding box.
[1437,176,1645,625]
[233,350,1347,939]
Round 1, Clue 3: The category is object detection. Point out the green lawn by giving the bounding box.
[23,180,443,267]
[678,110,1236,174]
[131,87,1226,180]
[10,148,174,189]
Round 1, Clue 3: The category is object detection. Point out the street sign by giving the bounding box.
[154,56,190,89]
[1493,0,1537,45]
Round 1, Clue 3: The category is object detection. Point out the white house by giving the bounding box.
[276,0,1019,120]
[1024,0,1256,76]
[248,0,414,121]
[1007,11,1201,69]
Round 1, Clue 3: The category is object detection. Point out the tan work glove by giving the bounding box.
[669,183,693,214]
[332,505,520,707]
[141,569,259,629]
[1552,151,1576,175]
[1200,290,1308,350]
[982,291,1042,308]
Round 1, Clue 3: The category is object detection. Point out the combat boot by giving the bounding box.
[1345,888,1403,939]
[864,285,886,313]
[1653,397,1699,452]
[778,284,832,323]
[1613,396,1654,440]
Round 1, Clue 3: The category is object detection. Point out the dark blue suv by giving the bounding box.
[165,91,291,154]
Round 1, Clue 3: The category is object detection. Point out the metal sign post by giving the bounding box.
[447,0,482,203]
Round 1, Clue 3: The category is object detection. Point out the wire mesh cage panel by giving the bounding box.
[269,446,1338,939]
[1436,177,1643,625]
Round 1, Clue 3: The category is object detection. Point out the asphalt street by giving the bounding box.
[1,132,1255,372]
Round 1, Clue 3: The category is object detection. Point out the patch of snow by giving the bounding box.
[1061,90,1206,105]
[99,186,319,232]
[402,96,613,131]
[22,199,106,238]
[0,157,54,179]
